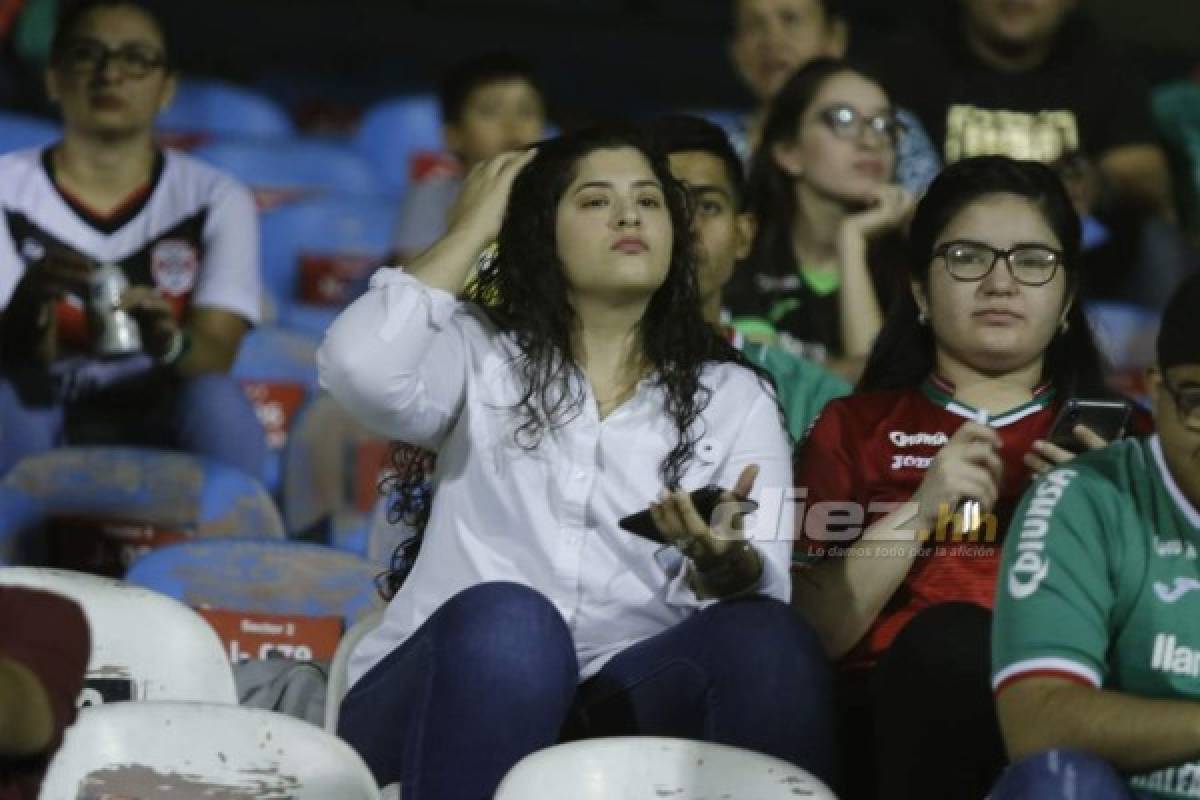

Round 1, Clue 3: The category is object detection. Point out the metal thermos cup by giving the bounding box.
[89,265,142,358]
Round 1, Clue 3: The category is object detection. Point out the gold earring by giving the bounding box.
[917,311,928,325]
[1060,319,1069,333]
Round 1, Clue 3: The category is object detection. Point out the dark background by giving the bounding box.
[4,0,1196,126]
[150,0,1198,121]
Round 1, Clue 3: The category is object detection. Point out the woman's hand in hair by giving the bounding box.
[408,148,536,294]
[839,185,916,242]
[1023,425,1109,476]
[445,148,538,250]
[908,422,1004,536]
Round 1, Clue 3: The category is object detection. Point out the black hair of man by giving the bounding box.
[439,52,545,126]
[646,114,747,210]
[1158,272,1200,370]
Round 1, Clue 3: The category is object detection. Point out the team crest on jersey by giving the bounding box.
[151,239,199,296]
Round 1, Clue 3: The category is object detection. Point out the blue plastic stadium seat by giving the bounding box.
[126,538,383,628]
[279,392,391,541]
[2,447,285,539]
[259,194,397,336]
[157,79,294,140]
[279,305,342,339]
[232,326,321,391]
[0,485,45,565]
[232,326,321,494]
[352,94,444,197]
[1084,301,1161,370]
[193,138,383,207]
[0,111,60,155]
[363,490,413,566]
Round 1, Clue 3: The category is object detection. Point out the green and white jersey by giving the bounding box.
[739,339,850,441]
[993,436,1200,799]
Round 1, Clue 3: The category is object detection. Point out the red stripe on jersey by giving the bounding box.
[55,179,154,224]
[993,669,1098,695]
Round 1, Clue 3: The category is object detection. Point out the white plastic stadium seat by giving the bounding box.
[324,609,384,732]
[0,567,236,705]
[39,701,380,800]
[494,737,837,800]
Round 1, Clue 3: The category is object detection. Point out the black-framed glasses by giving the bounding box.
[933,240,1064,286]
[815,104,905,145]
[59,39,167,79]
[1163,379,1200,432]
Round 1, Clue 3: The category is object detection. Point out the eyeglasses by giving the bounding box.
[1163,379,1200,432]
[815,104,905,145]
[58,39,167,79]
[933,240,1064,286]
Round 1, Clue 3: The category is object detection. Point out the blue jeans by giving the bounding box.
[338,581,833,799]
[991,750,1150,799]
[0,368,267,481]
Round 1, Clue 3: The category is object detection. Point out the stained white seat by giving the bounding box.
[38,701,380,800]
[494,737,837,800]
[0,567,236,706]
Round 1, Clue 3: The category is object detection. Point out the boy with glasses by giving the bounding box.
[991,273,1200,800]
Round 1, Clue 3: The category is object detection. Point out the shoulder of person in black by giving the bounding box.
[854,8,1150,154]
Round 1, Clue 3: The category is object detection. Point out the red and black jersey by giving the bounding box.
[793,375,1061,671]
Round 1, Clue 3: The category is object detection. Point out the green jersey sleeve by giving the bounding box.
[992,464,1126,692]
[741,342,850,441]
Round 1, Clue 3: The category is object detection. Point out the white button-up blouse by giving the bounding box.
[318,269,794,687]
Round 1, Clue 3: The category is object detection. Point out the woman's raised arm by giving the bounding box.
[318,149,536,447]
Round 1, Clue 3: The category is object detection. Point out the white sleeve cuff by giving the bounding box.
[369,267,459,341]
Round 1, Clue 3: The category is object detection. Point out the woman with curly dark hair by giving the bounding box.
[319,126,833,798]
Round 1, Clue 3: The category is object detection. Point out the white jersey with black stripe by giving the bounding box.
[0,146,261,327]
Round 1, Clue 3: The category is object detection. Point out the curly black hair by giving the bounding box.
[378,124,777,597]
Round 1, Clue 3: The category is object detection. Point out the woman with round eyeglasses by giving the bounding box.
[790,156,1146,800]
[0,0,265,479]
[723,58,915,381]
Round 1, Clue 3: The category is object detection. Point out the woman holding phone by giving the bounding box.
[319,127,832,799]
[791,156,1140,800]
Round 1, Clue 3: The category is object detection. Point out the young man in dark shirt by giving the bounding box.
[875,0,1173,222]
[868,0,1193,306]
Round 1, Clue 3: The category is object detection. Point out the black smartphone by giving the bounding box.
[618,485,754,544]
[1047,398,1133,454]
